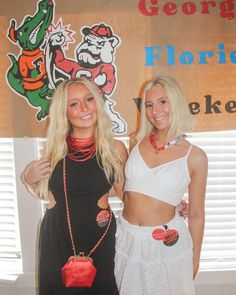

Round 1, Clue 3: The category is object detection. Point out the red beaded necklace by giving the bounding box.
[66,135,96,162]
[149,133,186,152]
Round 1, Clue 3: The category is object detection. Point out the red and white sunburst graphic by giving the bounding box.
[46,17,76,49]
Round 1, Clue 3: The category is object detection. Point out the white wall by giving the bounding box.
[0,138,236,295]
[195,271,236,295]
[196,284,236,295]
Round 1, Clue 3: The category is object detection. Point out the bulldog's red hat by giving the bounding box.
[82,23,113,38]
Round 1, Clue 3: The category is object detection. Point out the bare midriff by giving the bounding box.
[123,191,176,226]
[47,191,109,209]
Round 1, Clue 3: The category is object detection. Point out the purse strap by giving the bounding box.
[63,157,112,257]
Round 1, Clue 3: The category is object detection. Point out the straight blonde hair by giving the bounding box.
[35,77,121,199]
[136,75,194,141]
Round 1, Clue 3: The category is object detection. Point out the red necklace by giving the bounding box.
[149,133,186,152]
[66,135,96,162]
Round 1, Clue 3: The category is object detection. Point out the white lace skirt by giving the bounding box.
[115,212,195,295]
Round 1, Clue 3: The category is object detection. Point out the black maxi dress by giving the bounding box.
[38,155,118,295]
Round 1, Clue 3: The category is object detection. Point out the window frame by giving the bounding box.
[0,138,42,288]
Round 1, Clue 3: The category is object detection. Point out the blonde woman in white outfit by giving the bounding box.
[115,76,208,295]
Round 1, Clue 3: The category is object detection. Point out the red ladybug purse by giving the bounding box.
[61,254,97,287]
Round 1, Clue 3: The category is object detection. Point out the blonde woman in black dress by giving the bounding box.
[22,77,127,295]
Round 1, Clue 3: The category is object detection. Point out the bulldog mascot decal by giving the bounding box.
[46,22,127,134]
[6,0,127,134]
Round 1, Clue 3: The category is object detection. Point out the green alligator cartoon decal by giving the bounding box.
[6,0,54,121]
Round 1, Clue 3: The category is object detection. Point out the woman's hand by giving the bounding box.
[177,200,189,219]
[23,159,51,185]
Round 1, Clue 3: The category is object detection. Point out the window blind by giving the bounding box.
[0,138,21,273]
[187,130,236,270]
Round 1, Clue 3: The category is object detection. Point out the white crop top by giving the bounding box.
[124,143,193,206]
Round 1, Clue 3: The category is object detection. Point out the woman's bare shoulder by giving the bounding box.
[190,144,207,159]
[188,144,208,172]
[129,131,140,151]
[114,139,128,160]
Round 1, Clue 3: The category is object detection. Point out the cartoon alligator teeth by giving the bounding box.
[6,0,54,121]
[30,21,44,44]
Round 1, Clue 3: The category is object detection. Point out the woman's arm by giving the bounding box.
[109,140,128,200]
[21,159,51,197]
[188,146,208,279]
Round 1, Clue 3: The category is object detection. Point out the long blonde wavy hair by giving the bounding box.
[35,77,121,199]
[136,75,194,141]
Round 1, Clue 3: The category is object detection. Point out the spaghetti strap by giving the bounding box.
[186,145,193,158]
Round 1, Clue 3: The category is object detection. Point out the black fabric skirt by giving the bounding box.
[38,203,118,295]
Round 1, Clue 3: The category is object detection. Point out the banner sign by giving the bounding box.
[0,0,235,137]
